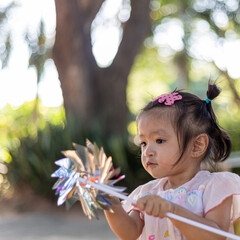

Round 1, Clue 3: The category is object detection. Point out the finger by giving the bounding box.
[137,198,147,211]
[158,204,165,218]
[159,200,173,218]
[145,200,154,215]
[152,196,163,217]
[152,202,160,217]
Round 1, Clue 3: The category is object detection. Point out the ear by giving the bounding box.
[191,134,209,159]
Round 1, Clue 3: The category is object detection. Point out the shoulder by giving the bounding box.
[201,171,240,197]
[202,171,240,219]
[205,171,240,187]
[193,170,240,186]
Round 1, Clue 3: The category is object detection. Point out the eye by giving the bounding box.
[140,141,146,147]
[156,139,165,144]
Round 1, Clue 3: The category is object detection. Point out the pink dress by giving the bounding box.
[122,171,240,240]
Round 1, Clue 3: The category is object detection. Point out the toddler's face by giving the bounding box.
[137,109,183,179]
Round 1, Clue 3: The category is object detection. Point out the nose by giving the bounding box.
[143,144,155,157]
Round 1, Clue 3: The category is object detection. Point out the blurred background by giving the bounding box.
[0,0,240,238]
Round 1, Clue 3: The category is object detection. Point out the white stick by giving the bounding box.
[78,177,240,240]
[166,213,240,240]
[78,177,133,203]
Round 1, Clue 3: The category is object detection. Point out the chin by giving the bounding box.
[148,172,165,179]
[150,169,171,179]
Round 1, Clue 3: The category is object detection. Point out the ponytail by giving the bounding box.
[205,83,232,163]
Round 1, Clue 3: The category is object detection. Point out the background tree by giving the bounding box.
[0,2,15,68]
[53,0,240,136]
[53,0,151,137]
[143,0,240,100]
[1,0,240,197]
[25,20,52,120]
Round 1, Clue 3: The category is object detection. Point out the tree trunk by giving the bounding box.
[174,50,189,89]
[173,0,189,89]
[53,0,151,137]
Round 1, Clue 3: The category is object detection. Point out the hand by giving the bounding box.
[136,194,175,218]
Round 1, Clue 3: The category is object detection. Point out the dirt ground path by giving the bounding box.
[0,211,118,240]
[0,188,118,240]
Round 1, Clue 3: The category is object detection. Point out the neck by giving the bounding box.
[164,167,200,190]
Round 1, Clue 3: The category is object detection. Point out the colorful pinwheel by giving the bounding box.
[51,139,125,219]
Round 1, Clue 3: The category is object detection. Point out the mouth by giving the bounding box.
[146,161,158,167]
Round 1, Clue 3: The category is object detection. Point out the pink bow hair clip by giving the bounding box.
[152,92,182,106]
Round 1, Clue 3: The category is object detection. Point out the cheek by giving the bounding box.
[158,158,175,166]
[141,154,145,165]
[141,155,148,169]
[158,147,180,165]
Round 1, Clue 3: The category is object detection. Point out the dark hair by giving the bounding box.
[137,83,232,167]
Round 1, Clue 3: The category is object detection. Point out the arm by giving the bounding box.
[170,196,232,240]
[136,194,232,240]
[104,202,144,240]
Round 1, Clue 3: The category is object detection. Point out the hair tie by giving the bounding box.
[205,98,211,104]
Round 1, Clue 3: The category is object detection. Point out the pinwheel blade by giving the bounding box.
[51,140,126,219]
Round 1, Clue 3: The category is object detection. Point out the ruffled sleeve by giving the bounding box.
[121,185,142,213]
[203,172,240,222]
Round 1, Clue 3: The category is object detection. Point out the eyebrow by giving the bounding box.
[139,129,170,138]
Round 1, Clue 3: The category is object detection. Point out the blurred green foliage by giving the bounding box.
[0,101,152,197]
[1,83,240,198]
[1,0,240,198]
[0,101,64,196]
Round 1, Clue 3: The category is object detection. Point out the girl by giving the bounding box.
[104,83,240,240]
